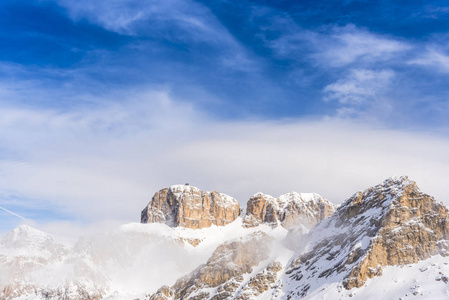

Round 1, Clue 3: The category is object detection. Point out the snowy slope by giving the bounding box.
[300,255,449,300]
[280,176,449,299]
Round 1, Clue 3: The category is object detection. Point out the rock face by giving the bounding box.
[149,232,280,300]
[141,185,240,229]
[243,192,337,229]
[285,176,449,298]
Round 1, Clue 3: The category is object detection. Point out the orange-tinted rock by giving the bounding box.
[141,185,240,229]
[285,176,449,298]
[150,232,274,300]
[243,192,336,229]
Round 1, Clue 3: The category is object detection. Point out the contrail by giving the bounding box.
[0,206,27,220]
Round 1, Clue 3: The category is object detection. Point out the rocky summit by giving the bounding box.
[141,185,241,229]
[243,192,336,229]
[285,175,449,298]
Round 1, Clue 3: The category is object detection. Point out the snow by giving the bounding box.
[278,192,323,207]
[166,184,239,207]
[251,192,277,200]
[352,236,371,251]
[0,224,67,260]
[170,184,201,194]
[300,255,449,300]
[248,191,333,220]
[219,193,239,206]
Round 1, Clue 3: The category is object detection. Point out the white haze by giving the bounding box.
[0,219,290,298]
[0,89,448,234]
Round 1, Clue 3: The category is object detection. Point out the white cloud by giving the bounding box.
[56,0,231,44]
[263,21,409,68]
[51,0,258,74]
[316,26,410,67]
[0,89,448,234]
[324,69,395,105]
[409,48,449,73]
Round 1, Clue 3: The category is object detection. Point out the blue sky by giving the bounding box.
[1,0,449,124]
[1,0,449,234]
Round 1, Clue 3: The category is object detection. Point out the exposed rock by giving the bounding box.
[148,285,174,300]
[149,232,273,300]
[236,261,283,300]
[285,176,449,298]
[243,192,336,229]
[141,185,240,229]
[176,237,202,247]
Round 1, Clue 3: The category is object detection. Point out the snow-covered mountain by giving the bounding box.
[1,177,448,300]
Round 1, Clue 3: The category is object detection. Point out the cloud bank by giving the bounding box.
[0,88,448,234]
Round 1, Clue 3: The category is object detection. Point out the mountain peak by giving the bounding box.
[2,224,51,246]
[243,191,337,229]
[285,176,449,297]
[141,185,240,229]
[380,175,414,189]
[168,184,201,194]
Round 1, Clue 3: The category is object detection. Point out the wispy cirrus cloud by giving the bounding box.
[409,48,449,73]
[324,69,395,105]
[258,17,410,68]
[56,0,237,46]
[313,26,410,67]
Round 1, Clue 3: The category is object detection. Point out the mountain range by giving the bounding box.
[1,176,449,299]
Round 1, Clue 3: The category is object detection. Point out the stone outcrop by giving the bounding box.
[235,261,283,300]
[243,192,336,229]
[285,176,449,298]
[141,185,240,229]
[149,232,276,300]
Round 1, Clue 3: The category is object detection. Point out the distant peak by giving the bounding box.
[2,224,53,246]
[250,192,275,199]
[169,184,201,192]
[278,192,323,203]
[382,175,413,186]
[244,191,336,229]
[13,224,45,235]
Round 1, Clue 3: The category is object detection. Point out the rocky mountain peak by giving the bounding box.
[141,184,240,229]
[243,191,337,229]
[285,175,449,298]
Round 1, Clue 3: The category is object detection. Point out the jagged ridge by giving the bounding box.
[284,176,449,298]
[243,192,336,229]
